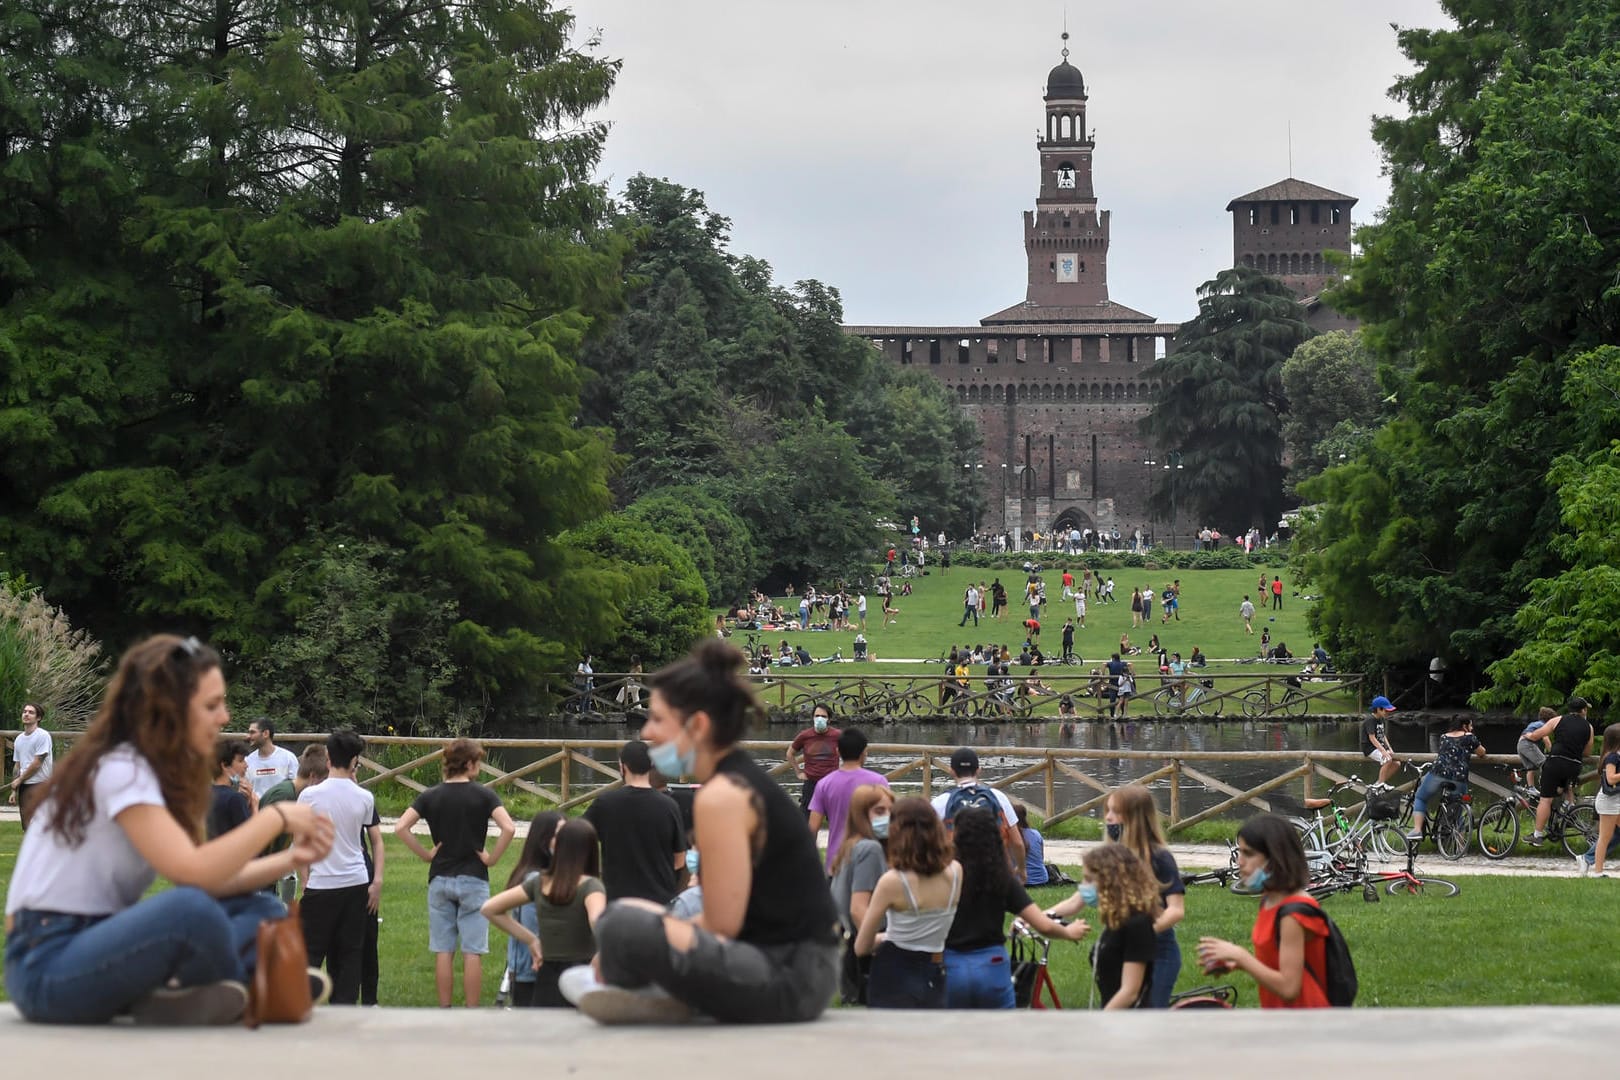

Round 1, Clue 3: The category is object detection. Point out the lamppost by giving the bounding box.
[962,462,983,537]
[1164,451,1184,549]
[1143,456,1157,547]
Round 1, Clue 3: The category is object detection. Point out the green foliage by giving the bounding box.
[1141,267,1313,536]
[557,513,711,670]
[1279,332,1384,491]
[1299,7,1620,681]
[0,574,104,729]
[945,545,1278,572]
[624,486,757,607]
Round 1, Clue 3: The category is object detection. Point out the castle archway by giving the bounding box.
[1049,506,1098,535]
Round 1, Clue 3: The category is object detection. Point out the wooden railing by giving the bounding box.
[557,670,1366,721]
[4,731,1581,834]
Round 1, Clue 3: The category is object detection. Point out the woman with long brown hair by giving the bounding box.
[854,797,961,1009]
[1103,785,1185,1007]
[483,818,606,1007]
[1048,843,1160,1009]
[3,635,335,1025]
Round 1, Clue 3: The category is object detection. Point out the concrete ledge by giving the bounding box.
[4,1004,1617,1075]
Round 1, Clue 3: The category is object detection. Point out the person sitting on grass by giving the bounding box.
[3,635,335,1026]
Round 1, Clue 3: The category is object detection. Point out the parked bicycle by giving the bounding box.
[1476,768,1598,859]
[1308,830,1460,901]
[1391,762,1474,861]
[1239,673,1310,718]
[1151,678,1225,718]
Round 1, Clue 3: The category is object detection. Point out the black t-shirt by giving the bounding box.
[713,749,838,945]
[207,784,251,840]
[946,872,1033,951]
[410,781,504,881]
[1093,911,1155,1008]
[583,786,686,903]
[1360,714,1387,755]
[1150,847,1184,906]
[1550,714,1593,761]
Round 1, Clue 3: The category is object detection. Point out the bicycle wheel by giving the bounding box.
[1435,803,1471,861]
[1476,801,1520,859]
[1199,690,1225,718]
[1561,803,1599,859]
[1366,824,1412,864]
[1240,690,1268,718]
[786,693,821,720]
[1151,687,1175,718]
[1281,689,1309,718]
[1385,875,1459,898]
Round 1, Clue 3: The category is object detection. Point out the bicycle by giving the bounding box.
[1008,918,1062,1009]
[1180,842,1240,887]
[1239,674,1309,718]
[1476,768,1598,859]
[1308,831,1460,900]
[1151,678,1225,718]
[1393,762,1473,861]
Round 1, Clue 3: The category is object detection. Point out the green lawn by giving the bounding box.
[739,566,1359,716]
[4,825,1614,1008]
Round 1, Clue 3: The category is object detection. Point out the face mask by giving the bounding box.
[685,848,700,876]
[1078,882,1099,907]
[870,815,890,839]
[1243,865,1270,891]
[649,732,695,779]
[813,717,829,733]
[1105,822,1122,842]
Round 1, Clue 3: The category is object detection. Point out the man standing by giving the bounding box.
[1526,698,1594,847]
[930,748,1026,877]
[807,728,890,869]
[959,583,980,627]
[300,729,381,1005]
[207,739,257,839]
[1061,618,1076,663]
[394,737,513,1008]
[1360,697,1402,786]
[787,704,843,816]
[857,592,868,631]
[1240,596,1256,635]
[1271,576,1284,610]
[8,703,51,829]
[583,740,687,903]
[244,720,300,799]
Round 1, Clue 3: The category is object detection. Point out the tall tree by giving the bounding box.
[1279,331,1383,492]
[1139,266,1311,535]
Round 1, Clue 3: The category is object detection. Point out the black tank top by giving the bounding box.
[713,749,838,946]
[1551,713,1592,760]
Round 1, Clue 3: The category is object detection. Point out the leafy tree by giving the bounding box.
[1298,7,1620,680]
[1139,266,1312,535]
[557,514,710,671]
[624,487,758,607]
[1279,332,1383,491]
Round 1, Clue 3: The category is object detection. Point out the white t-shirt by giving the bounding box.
[5,745,163,916]
[244,745,299,797]
[930,780,1018,829]
[1241,600,1255,618]
[13,727,52,785]
[299,777,375,889]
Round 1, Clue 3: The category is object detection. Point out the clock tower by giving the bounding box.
[1024,33,1109,309]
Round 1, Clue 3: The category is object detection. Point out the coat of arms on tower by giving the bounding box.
[1056,254,1078,283]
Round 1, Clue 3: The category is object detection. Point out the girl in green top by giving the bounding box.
[483,819,607,1007]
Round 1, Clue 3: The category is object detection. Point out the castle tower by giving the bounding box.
[1024,34,1109,308]
[1227,178,1357,330]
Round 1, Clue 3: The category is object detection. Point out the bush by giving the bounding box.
[940,547,1270,573]
[0,575,105,729]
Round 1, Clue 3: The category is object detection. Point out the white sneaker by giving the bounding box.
[577,985,694,1026]
[558,965,603,1006]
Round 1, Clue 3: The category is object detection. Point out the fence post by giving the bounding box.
[1169,759,1182,827]
[560,743,570,806]
[922,750,933,802]
[1044,754,1055,820]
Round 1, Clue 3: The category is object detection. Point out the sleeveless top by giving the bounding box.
[1550,714,1592,761]
[712,749,838,946]
[884,865,962,954]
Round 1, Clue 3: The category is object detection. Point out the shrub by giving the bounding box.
[0,575,105,729]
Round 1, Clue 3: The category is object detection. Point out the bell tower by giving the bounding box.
[1025,32,1110,308]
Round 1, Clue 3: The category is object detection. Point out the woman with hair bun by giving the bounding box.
[3,635,336,1025]
[561,638,839,1024]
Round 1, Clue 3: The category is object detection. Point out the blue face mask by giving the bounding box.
[1243,865,1270,892]
[1105,822,1122,842]
[813,717,829,733]
[649,733,695,780]
[870,815,890,839]
[1078,882,1099,907]
[685,848,700,876]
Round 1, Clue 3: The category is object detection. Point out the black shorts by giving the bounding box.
[1539,756,1583,799]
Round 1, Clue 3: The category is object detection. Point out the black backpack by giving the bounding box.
[1272,901,1357,1006]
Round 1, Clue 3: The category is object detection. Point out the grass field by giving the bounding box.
[737,566,1360,716]
[4,826,1616,1009]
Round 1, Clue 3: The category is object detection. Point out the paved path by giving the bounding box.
[1043,839,1590,878]
[3,1003,1617,1074]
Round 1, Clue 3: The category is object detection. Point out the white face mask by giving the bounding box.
[813,717,829,733]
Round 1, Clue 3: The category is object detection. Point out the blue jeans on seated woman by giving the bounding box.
[1412,772,1465,816]
[4,887,285,1023]
[943,944,1015,1009]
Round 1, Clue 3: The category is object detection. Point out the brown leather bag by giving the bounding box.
[245,900,312,1027]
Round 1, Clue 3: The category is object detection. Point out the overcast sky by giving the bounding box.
[561,0,1449,326]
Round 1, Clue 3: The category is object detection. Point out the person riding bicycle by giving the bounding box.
[1527,697,1595,847]
[1166,653,1190,706]
[1404,717,1485,842]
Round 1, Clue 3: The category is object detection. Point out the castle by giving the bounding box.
[845,37,1355,540]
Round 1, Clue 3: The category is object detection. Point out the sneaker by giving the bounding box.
[308,967,333,1007]
[558,964,603,1007]
[577,985,694,1026]
[1526,833,1545,847]
[130,980,249,1026]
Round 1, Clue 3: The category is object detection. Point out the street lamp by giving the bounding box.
[1164,451,1185,549]
[1143,457,1157,547]
[962,462,983,536]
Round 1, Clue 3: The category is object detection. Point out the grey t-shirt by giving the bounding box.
[830,837,887,933]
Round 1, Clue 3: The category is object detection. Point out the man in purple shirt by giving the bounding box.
[806,728,889,870]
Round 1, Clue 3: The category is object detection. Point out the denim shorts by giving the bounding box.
[427,875,490,954]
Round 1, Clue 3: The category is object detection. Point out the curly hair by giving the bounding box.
[1081,843,1162,930]
[885,797,952,876]
[44,634,220,847]
[829,784,893,876]
[952,807,1011,906]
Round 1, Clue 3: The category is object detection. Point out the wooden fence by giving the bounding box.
[5,731,1580,834]
[559,669,1366,722]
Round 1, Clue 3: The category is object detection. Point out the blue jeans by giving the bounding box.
[865,942,945,1009]
[427,875,490,954]
[1412,772,1464,816]
[1147,928,1181,1009]
[5,887,285,1023]
[943,945,1015,1009]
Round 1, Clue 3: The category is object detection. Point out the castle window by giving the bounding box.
[1310,203,1321,224]
[1248,207,1259,226]
[1056,162,1076,189]
[928,340,941,365]
[958,339,970,364]
[1270,205,1279,225]
[1330,205,1342,225]
[1289,205,1299,225]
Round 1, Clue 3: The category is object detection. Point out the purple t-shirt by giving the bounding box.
[808,766,890,868]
